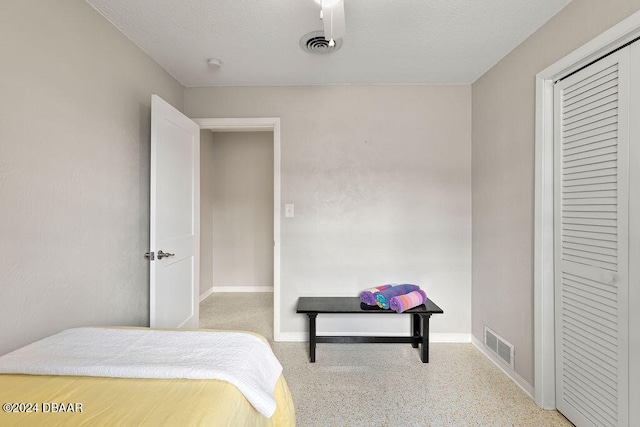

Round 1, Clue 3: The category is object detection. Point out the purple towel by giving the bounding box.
[359,285,393,305]
[389,290,427,313]
[375,284,420,309]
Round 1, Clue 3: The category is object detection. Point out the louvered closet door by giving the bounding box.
[554,48,630,427]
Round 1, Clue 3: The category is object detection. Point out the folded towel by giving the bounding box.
[375,284,420,309]
[359,285,393,305]
[389,289,427,313]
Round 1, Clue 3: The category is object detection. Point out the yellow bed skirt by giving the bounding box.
[0,372,295,426]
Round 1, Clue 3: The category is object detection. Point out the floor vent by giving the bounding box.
[484,326,514,369]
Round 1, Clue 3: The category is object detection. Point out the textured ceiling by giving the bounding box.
[85,0,572,87]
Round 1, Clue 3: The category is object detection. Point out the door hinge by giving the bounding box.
[144,252,155,261]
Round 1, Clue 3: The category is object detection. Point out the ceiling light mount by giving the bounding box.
[207,58,222,68]
[314,0,343,6]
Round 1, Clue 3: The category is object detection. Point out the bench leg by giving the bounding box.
[307,313,318,363]
[411,313,420,348]
[419,314,432,363]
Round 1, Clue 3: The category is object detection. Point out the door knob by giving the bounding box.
[157,250,175,260]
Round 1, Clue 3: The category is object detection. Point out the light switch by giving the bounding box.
[285,204,294,218]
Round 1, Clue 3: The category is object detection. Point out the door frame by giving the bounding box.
[193,117,282,341]
[534,10,640,409]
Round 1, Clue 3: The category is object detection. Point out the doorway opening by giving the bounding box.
[194,118,282,341]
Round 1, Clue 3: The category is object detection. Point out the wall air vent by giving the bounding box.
[299,31,342,54]
[484,326,515,369]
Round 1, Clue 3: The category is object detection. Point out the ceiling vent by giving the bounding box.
[299,31,342,54]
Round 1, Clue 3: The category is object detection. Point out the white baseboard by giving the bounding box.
[317,331,412,337]
[430,333,471,342]
[211,286,274,293]
[471,335,535,398]
[276,332,471,343]
[278,332,412,342]
[277,332,307,342]
[199,287,215,302]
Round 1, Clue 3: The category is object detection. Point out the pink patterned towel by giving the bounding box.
[359,285,393,306]
[389,290,427,313]
[375,284,420,309]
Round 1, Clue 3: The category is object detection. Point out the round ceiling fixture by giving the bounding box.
[299,31,342,55]
[207,58,222,68]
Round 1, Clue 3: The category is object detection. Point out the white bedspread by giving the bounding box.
[0,328,283,418]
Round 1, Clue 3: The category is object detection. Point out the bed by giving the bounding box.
[0,328,296,426]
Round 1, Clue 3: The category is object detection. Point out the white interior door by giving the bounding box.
[150,95,200,328]
[554,49,630,427]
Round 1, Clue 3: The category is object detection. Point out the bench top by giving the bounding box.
[296,296,443,314]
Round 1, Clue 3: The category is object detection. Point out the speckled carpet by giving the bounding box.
[200,293,572,427]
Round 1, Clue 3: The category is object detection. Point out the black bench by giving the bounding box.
[296,296,444,363]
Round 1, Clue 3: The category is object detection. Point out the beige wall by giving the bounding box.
[472,0,640,386]
[0,0,184,355]
[200,130,216,297]
[207,132,274,290]
[185,85,472,337]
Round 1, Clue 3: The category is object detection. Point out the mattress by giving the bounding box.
[0,328,296,426]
